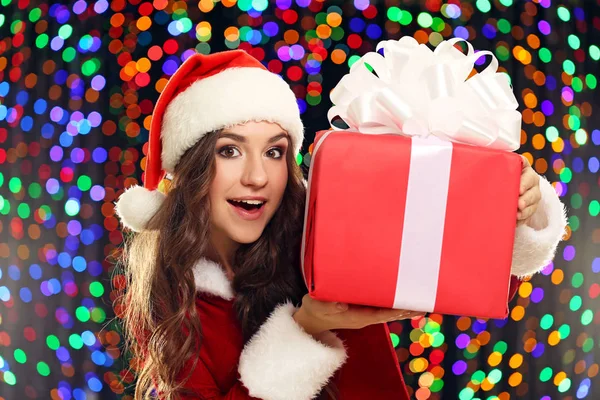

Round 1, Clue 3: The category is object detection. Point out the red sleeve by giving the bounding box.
[146,334,261,399]
[508,275,522,303]
[176,357,262,400]
[504,275,523,317]
[156,302,347,400]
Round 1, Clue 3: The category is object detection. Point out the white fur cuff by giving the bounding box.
[238,302,347,400]
[511,176,568,278]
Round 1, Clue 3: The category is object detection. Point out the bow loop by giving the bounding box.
[328,36,521,151]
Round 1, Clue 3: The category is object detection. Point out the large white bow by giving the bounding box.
[327,36,521,151]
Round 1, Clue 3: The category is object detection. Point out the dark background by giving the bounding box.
[1,1,598,399]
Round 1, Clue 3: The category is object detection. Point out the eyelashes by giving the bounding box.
[266,147,284,159]
[217,145,285,159]
[217,146,241,158]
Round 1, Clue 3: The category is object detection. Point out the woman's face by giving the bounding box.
[209,121,290,246]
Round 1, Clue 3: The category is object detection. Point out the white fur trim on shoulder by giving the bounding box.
[114,185,166,232]
[161,67,304,173]
[238,302,347,400]
[511,176,568,278]
[193,258,235,300]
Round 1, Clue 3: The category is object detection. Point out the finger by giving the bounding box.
[520,155,531,170]
[391,312,425,321]
[404,311,426,319]
[517,204,538,222]
[520,169,539,195]
[409,311,427,316]
[329,302,349,314]
[375,308,411,322]
[386,313,409,322]
[308,295,348,315]
[337,304,381,320]
[385,309,422,322]
[518,187,541,211]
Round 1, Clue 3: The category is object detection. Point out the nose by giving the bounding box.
[241,153,268,188]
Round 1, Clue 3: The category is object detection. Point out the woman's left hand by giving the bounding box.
[517,156,541,226]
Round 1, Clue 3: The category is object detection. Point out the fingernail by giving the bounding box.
[336,303,347,310]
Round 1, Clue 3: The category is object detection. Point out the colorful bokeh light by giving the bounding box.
[0,1,598,399]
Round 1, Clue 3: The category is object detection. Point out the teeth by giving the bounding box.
[233,199,264,205]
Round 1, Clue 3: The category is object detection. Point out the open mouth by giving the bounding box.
[227,199,266,212]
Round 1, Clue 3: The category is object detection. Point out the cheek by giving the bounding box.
[208,181,220,222]
[209,161,234,207]
[271,162,289,199]
[208,174,222,205]
[211,159,239,192]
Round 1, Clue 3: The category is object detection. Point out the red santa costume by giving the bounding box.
[114,50,568,400]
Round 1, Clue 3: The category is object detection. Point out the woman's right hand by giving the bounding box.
[293,294,426,337]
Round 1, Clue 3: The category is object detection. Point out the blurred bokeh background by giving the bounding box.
[0,0,598,399]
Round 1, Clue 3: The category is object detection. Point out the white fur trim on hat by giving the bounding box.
[510,176,568,278]
[238,302,347,400]
[161,67,304,173]
[114,185,166,232]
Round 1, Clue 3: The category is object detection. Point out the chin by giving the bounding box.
[228,228,265,245]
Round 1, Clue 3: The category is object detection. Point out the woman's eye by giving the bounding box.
[267,147,284,159]
[218,146,241,158]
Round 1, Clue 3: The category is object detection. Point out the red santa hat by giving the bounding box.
[114,50,305,232]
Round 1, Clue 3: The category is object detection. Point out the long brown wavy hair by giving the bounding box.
[114,129,308,399]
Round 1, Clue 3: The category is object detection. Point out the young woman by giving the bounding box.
[114,50,568,400]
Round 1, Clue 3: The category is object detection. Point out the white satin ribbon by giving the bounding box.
[327,36,521,151]
[393,136,453,311]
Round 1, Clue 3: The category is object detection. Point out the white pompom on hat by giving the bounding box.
[114,50,305,232]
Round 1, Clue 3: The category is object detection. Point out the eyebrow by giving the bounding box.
[218,132,289,144]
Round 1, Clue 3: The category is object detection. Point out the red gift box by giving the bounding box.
[301,130,522,319]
